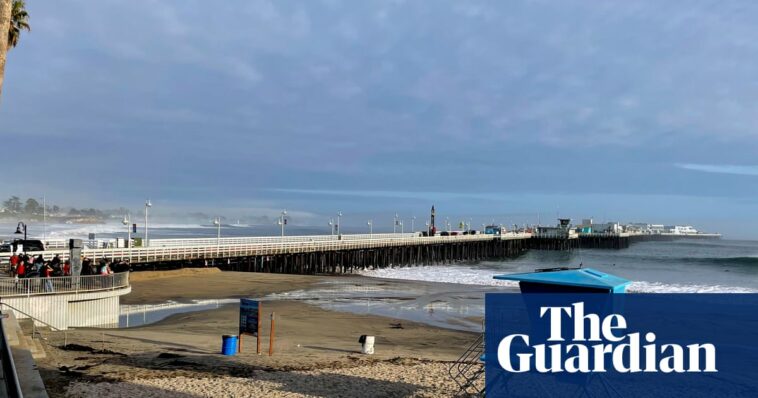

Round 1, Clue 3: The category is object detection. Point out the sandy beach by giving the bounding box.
[33,269,482,397]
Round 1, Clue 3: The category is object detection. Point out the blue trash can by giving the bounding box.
[221,335,238,355]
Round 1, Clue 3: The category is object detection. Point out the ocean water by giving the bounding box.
[361,239,758,293]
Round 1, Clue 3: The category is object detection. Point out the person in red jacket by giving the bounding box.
[63,260,71,276]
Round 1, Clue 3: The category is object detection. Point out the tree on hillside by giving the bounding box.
[2,195,21,213]
[0,0,30,100]
[24,197,40,214]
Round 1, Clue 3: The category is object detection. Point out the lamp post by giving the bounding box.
[367,220,373,236]
[144,199,152,247]
[411,216,416,233]
[278,210,287,237]
[213,217,222,244]
[328,219,334,236]
[42,195,46,241]
[336,211,342,237]
[14,222,27,241]
[399,220,404,234]
[393,213,398,233]
[445,217,450,232]
[425,221,430,235]
[122,215,131,247]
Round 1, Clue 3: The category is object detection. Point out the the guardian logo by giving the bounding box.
[497,302,717,374]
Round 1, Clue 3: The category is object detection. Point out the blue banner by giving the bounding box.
[485,293,758,397]
[239,298,259,335]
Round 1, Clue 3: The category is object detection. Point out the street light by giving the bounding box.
[41,195,46,241]
[122,215,131,247]
[367,220,373,236]
[399,220,404,234]
[411,216,416,233]
[144,199,152,247]
[213,217,222,244]
[336,211,343,237]
[445,217,450,232]
[14,222,27,241]
[393,213,399,233]
[278,210,287,237]
[328,218,334,236]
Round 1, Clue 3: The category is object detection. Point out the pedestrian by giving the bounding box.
[63,260,71,276]
[81,257,91,275]
[42,263,54,292]
[16,261,26,278]
[100,262,112,275]
[9,253,19,277]
[9,252,19,268]
[51,261,63,277]
[51,254,61,267]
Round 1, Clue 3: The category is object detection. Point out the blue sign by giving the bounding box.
[239,299,260,335]
[484,293,758,397]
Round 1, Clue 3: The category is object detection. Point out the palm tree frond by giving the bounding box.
[7,0,31,48]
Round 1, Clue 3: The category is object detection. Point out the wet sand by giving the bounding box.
[35,270,482,397]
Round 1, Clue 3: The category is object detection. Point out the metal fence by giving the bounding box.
[0,273,130,297]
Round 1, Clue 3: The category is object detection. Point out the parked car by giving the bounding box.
[12,239,45,252]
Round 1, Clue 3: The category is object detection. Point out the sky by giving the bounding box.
[2,0,758,237]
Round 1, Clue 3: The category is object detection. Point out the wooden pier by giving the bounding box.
[218,238,529,274]
[0,231,720,276]
[2,233,531,275]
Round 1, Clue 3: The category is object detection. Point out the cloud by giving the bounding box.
[676,164,758,177]
[266,188,504,201]
[6,0,758,234]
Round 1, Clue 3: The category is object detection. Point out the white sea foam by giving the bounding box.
[359,266,518,287]
[359,266,756,293]
[45,223,209,239]
[628,281,757,293]
[47,224,129,238]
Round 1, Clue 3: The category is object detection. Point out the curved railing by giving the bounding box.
[0,273,130,297]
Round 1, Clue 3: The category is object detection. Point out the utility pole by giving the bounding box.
[144,199,152,247]
[42,195,46,241]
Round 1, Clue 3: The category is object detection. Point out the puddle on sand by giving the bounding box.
[265,279,503,332]
[119,299,239,328]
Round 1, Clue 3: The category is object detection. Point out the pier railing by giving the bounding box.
[146,233,422,248]
[0,233,530,265]
[0,273,130,297]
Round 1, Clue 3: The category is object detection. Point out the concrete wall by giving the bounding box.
[0,286,131,330]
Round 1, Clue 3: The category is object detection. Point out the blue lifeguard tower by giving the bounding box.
[493,267,630,294]
[449,267,630,397]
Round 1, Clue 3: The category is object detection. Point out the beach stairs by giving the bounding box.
[16,318,47,359]
[1,311,50,397]
[449,332,485,397]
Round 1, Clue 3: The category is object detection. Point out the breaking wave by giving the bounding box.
[359,266,756,293]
